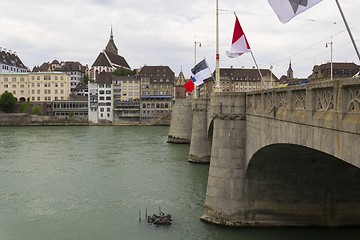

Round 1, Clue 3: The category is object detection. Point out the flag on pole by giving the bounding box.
[191,59,213,85]
[184,79,195,93]
[226,15,251,58]
[268,0,323,23]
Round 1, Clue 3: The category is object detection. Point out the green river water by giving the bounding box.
[0,126,358,240]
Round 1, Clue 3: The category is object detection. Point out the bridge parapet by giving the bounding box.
[246,78,360,135]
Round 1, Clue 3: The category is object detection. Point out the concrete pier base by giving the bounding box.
[167,98,193,144]
[201,92,248,226]
[188,98,211,163]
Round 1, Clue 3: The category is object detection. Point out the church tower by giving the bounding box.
[287,60,294,79]
[105,26,118,55]
[174,70,187,98]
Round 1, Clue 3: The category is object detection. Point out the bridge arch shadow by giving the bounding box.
[207,119,214,140]
[245,144,360,226]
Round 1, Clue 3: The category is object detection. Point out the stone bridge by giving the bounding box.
[168,78,360,227]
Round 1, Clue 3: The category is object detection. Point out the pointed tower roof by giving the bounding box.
[175,70,187,86]
[105,26,118,55]
[287,60,293,79]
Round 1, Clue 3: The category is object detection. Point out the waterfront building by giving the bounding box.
[52,100,88,116]
[138,65,175,121]
[197,67,279,98]
[33,60,87,94]
[29,72,70,102]
[309,62,360,81]
[113,75,140,101]
[0,47,28,73]
[87,72,113,123]
[88,81,99,124]
[90,27,131,80]
[113,75,140,124]
[0,72,70,102]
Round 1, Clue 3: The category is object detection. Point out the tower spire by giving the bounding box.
[287,60,293,79]
[110,25,114,40]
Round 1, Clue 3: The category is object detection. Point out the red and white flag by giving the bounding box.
[226,15,251,58]
[268,0,323,23]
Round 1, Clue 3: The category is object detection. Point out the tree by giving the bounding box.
[19,101,30,113]
[0,92,17,113]
[31,106,41,115]
[113,68,136,76]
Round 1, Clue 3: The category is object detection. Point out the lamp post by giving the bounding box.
[194,36,201,66]
[214,0,221,92]
[326,36,333,80]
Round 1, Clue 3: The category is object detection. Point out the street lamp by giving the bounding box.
[194,36,201,66]
[326,36,333,80]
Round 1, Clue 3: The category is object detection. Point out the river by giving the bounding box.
[0,126,358,240]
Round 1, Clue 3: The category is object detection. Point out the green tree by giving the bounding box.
[32,106,41,115]
[19,101,30,113]
[0,91,17,113]
[113,68,136,76]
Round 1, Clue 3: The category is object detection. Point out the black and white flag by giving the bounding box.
[268,0,323,23]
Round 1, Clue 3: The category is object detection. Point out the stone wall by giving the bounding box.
[0,113,88,126]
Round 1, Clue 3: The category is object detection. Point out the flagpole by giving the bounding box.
[250,52,268,90]
[335,0,360,62]
[214,0,221,92]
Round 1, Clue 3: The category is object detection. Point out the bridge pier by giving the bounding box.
[188,98,212,163]
[201,92,249,226]
[167,98,193,144]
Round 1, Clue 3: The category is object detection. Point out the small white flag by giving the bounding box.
[268,0,323,23]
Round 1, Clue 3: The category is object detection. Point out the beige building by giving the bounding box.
[198,67,279,98]
[0,72,70,102]
[113,75,140,101]
[138,65,175,120]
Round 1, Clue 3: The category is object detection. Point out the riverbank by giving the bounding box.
[0,113,170,126]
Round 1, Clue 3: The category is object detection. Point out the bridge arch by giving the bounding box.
[245,144,360,226]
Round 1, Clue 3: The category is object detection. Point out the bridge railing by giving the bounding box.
[246,78,360,134]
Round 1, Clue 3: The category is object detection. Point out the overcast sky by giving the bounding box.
[1,0,359,78]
